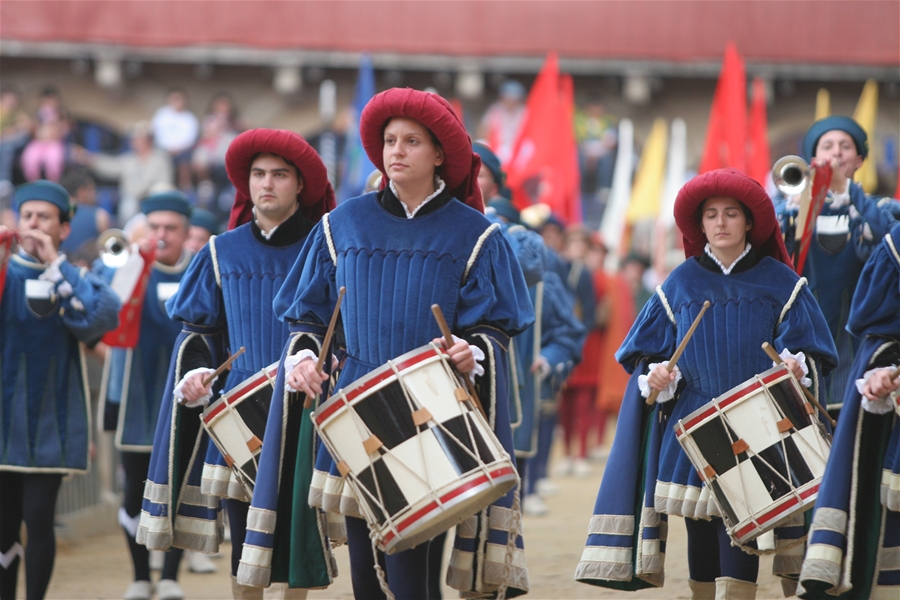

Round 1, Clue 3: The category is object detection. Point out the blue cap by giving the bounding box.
[487,197,520,225]
[141,191,193,217]
[499,80,526,100]
[802,115,868,161]
[190,207,220,234]
[13,180,73,221]
[473,142,505,189]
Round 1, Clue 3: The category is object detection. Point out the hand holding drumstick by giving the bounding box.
[646,301,710,405]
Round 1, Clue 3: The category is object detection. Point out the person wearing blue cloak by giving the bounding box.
[575,168,838,599]
[134,129,335,600]
[797,222,900,599]
[282,88,534,599]
[778,116,897,415]
[94,191,194,600]
[0,181,120,600]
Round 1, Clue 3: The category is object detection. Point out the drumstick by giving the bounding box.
[761,342,835,427]
[202,346,246,387]
[431,304,488,420]
[304,286,346,408]
[646,300,710,405]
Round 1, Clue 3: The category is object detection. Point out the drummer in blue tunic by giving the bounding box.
[778,116,896,415]
[0,181,119,600]
[135,129,335,599]
[798,221,900,599]
[282,88,534,599]
[94,191,194,600]
[575,168,838,599]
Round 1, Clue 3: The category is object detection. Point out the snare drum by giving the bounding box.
[201,362,279,499]
[313,343,518,554]
[674,364,831,544]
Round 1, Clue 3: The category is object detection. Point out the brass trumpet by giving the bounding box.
[97,229,131,268]
[772,155,809,197]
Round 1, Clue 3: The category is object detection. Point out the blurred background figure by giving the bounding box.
[59,166,111,267]
[0,87,32,194]
[20,87,68,183]
[184,206,219,253]
[191,93,243,212]
[575,99,618,229]
[151,89,198,192]
[479,80,527,165]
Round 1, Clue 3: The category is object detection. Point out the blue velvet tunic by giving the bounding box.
[576,251,838,591]
[1,254,119,472]
[799,223,900,599]
[95,252,191,451]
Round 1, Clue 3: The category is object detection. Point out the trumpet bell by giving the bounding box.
[772,155,809,197]
[97,229,130,268]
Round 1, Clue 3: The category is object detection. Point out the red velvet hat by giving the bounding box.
[225,128,336,230]
[360,88,484,213]
[674,168,791,266]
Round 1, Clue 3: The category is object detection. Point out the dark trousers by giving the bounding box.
[0,472,63,600]
[225,498,250,577]
[120,451,182,582]
[345,515,445,599]
[685,517,759,583]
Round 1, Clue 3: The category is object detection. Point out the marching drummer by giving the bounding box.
[576,168,838,599]
[136,129,335,599]
[280,88,534,599]
[778,116,897,415]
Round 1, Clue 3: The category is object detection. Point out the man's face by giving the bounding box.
[477,164,498,202]
[249,154,302,223]
[815,130,863,180]
[146,210,189,266]
[185,225,212,254]
[18,200,69,250]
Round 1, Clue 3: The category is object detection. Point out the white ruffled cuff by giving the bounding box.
[284,350,317,393]
[856,367,899,414]
[776,349,812,388]
[173,367,217,407]
[39,254,74,298]
[638,363,681,403]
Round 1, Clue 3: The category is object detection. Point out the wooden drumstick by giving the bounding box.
[646,300,710,405]
[431,304,488,420]
[305,286,346,409]
[202,346,246,387]
[761,342,836,427]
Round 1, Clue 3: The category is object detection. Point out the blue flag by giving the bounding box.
[338,54,377,203]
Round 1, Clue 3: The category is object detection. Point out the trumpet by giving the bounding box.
[772,155,809,197]
[97,229,131,268]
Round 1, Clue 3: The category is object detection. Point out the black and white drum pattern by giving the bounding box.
[202,362,279,498]
[675,365,831,544]
[314,343,518,554]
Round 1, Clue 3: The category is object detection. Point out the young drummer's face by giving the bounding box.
[249,154,303,220]
[383,118,444,187]
[814,130,863,180]
[700,196,751,253]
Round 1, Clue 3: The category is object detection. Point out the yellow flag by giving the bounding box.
[815,88,830,120]
[626,118,668,223]
[853,79,878,193]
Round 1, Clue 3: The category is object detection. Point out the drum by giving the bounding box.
[313,343,518,554]
[674,364,831,544]
[201,362,279,499]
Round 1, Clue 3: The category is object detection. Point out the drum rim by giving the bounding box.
[201,360,279,423]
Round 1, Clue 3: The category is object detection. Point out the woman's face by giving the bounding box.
[383,117,444,188]
[700,196,751,254]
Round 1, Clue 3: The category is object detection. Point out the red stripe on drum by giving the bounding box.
[381,465,516,546]
[733,482,820,540]
[314,347,446,426]
[202,364,279,424]
[679,370,788,434]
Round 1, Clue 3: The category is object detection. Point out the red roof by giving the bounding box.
[1,1,896,66]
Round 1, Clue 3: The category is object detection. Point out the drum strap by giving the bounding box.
[208,235,221,288]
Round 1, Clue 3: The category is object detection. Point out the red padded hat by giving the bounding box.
[674,168,791,266]
[225,128,335,230]
[360,88,484,213]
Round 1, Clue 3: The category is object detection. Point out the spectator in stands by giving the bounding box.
[72,121,173,225]
[478,80,527,165]
[59,166,111,267]
[20,87,69,183]
[192,94,242,207]
[0,87,32,192]
[151,89,199,192]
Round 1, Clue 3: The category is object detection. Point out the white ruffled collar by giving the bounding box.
[389,176,446,219]
[704,242,751,275]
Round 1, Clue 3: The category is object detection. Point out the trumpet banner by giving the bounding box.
[101,245,155,348]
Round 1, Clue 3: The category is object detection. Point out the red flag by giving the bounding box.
[699,42,747,174]
[746,77,771,187]
[0,230,16,299]
[506,53,581,224]
[102,245,156,348]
